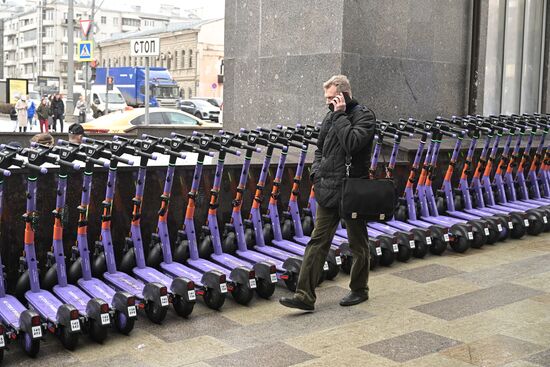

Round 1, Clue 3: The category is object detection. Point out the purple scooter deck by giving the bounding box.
[78,278,116,303]
[103,271,144,299]
[210,253,260,271]
[0,296,27,328]
[160,262,208,286]
[25,290,64,322]
[133,267,174,288]
[235,249,284,270]
[186,258,237,281]
[53,284,90,314]
[271,239,306,256]
[252,245,300,263]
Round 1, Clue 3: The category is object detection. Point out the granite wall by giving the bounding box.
[223,0,474,130]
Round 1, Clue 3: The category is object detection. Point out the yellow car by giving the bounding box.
[81,107,216,133]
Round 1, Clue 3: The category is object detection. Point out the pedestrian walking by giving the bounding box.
[27,96,36,131]
[36,97,50,133]
[15,96,28,133]
[51,94,65,132]
[74,95,87,124]
[279,75,376,311]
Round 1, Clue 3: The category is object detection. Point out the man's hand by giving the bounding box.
[331,93,346,112]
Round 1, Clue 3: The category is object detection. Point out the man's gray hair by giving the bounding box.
[323,75,352,93]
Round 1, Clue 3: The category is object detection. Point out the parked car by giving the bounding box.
[180,99,221,122]
[81,107,216,133]
[191,97,222,108]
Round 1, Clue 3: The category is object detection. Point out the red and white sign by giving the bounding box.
[80,19,92,37]
[211,83,217,90]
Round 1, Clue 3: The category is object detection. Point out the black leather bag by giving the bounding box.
[338,138,395,221]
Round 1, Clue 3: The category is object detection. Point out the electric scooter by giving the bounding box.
[85,137,170,324]
[171,132,257,305]
[114,136,197,318]
[194,131,278,299]
[10,144,83,350]
[36,142,111,343]
[0,148,43,358]
[145,134,229,311]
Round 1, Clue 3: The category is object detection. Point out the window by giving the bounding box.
[181,50,186,68]
[131,112,164,125]
[174,51,178,69]
[122,56,126,65]
[188,50,193,68]
[166,54,171,70]
[188,88,193,99]
[45,26,54,38]
[122,18,140,27]
[43,10,54,21]
[163,112,198,125]
[63,44,68,55]
[101,16,107,24]
[113,17,118,25]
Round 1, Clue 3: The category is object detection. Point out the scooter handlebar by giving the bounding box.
[111,155,134,166]
[0,168,11,177]
[24,162,48,174]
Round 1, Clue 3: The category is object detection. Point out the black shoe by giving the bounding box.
[339,291,369,307]
[279,297,314,311]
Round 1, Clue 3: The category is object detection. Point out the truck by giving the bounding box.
[95,67,180,108]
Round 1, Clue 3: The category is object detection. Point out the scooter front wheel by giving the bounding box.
[255,278,276,299]
[283,272,298,292]
[89,317,108,344]
[114,310,135,335]
[59,325,79,351]
[21,331,40,357]
[145,301,168,324]
[173,295,194,318]
[324,260,340,280]
[231,283,254,305]
[203,288,225,310]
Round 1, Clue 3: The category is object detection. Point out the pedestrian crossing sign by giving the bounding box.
[77,41,93,61]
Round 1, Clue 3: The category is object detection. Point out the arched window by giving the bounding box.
[166,53,171,70]
[122,56,126,65]
[181,50,185,68]
[174,51,178,69]
[188,87,193,98]
[188,50,193,68]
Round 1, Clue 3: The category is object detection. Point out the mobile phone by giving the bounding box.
[328,92,352,111]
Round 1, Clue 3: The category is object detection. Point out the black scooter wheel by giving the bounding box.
[378,238,395,267]
[255,278,276,299]
[203,289,225,310]
[244,229,255,249]
[325,260,340,280]
[510,221,526,239]
[222,234,237,254]
[173,295,194,318]
[263,223,274,245]
[145,301,168,324]
[302,215,314,236]
[470,222,486,249]
[114,310,135,335]
[526,214,544,236]
[59,325,79,351]
[429,237,447,255]
[412,239,428,258]
[369,244,380,270]
[341,255,353,274]
[119,248,136,275]
[146,243,163,269]
[89,317,108,344]
[450,236,469,253]
[281,219,293,240]
[283,272,298,292]
[231,284,254,305]
[199,236,214,258]
[173,240,190,263]
[396,244,412,262]
[21,331,40,357]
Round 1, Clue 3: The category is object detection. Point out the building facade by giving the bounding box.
[1,0,191,92]
[97,19,224,100]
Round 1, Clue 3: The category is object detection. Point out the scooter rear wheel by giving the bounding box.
[341,255,352,274]
[114,310,135,335]
[203,289,225,310]
[325,260,340,280]
[145,301,168,324]
[283,272,298,292]
[59,325,79,351]
[450,236,469,253]
[231,284,254,305]
[428,237,447,255]
[173,295,194,318]
[255,278,276,299]
[412,240,428,258]
[21,331,40,357]
[396,244,412,262]
[89,318,108,344]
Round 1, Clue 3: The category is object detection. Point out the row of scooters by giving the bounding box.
[0,114,547,361]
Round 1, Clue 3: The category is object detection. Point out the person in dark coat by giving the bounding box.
[51,94,65,132]
[280,75,376,311]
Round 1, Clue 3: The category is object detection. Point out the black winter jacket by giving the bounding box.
[51,98,65,116]
[310,100,376,209]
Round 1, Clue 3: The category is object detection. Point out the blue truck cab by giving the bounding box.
[95,67,180,108]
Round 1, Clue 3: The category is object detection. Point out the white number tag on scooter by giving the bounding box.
[335,256,342,265]
[426,237,432,245]
[375,247,382,256]
[0,335,5,348]
[31,326,42,338]
[249,279,257,289]
[160,295,169,307]
[497,224,503,232]
[508,221,513,229]
[524,219,530,227]
[544,216,548,224]
[444,234,450,242]
[484,227,490,236]
[323,262,329,271]
[100,313,110,326]
[220,283,228,293]
[467,232,474,240]
[127,305,137,318]
[392,244,399,253]
[70,319,81,332]
[270,273,278,283]
[409,240,415,249]
[188,290,196,301]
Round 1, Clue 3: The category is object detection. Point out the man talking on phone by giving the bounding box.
[280,75,376,311]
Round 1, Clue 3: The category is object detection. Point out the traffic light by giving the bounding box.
[90,59,97,81]
[106,76,114,91]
